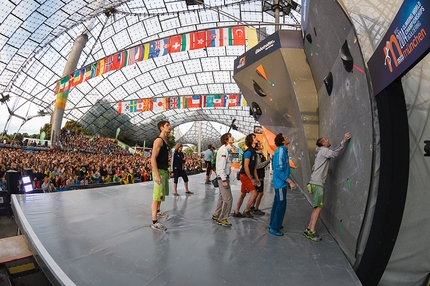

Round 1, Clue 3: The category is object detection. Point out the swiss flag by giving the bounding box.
[191,31,207,50]
[169,36,182,53]
[233,27,246,45]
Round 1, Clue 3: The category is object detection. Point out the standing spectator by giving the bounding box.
[234,133,260,218]
[269,134,296,236]
[212,133,234,227]
[150,120,171,231]
[172,143,193,196]
[204,144,214,184]
[250,141,270,215]
[303,132,351,241]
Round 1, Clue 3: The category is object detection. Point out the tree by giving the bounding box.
[184,145,197,154]
[11,132,24,141]
[40,123,52,139]
[166,127,176,149]
[63,120,91,135]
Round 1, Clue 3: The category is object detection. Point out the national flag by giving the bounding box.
[239,94,248,106]
[159,39,169,57]
[169,35,182,53]
[57,77,70,93]
[182,96,189,108]
[213,94,224,107]
[122,50,128,67]
[227,94,239,107]
[136,45,144,62]
[91,63,97,78]
[246,27,258,49]
[224,95,229,107]
[181,34,191,51]
[128,46,136,66]
[129,100,137,113]
[206,29,218,47]
[191,31,207,50]
[97,58,105,76]
[132,45,144,63]
[188,95,201,108]
[143,43,150,60]
[219,28,233,46]
[143,99,153,111]
[232,26,246,45]
[72,70,83,86]
[67,74,75,88]
[84,65,92,81]
[112,52,126,70]
[149,41,160,58]
[169,97,179,109]
[117,102,125,114]
[105,56,113,72]
[153,97,165,112]
[205,95,214,107]
[136,99,144,112]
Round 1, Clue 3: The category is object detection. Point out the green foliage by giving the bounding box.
[39,123,52,139]
[237,141,246,151]
[166,127,176,149]
[11,132,24,141]
[183,145,197,154]
[63,120,91,135]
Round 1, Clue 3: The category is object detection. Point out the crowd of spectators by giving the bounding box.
[0,131,205,192]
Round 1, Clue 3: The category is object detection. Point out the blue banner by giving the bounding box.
[368,0,430,95]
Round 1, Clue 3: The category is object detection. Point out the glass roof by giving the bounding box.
[0,0,301,143]
[176,121,225,149]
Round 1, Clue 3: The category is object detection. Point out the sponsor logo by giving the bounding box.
[383,2,426,73]
[236,56,246,69]
[255,40,276,55]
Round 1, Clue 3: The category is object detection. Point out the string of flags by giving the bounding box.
[54,26,257,110]
[117,94,247,114]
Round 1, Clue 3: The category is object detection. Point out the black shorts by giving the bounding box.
[256,179,264,193]
[205,161,212,175]
[173,169,189,184]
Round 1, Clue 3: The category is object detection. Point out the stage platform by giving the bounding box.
[11,172,361,285]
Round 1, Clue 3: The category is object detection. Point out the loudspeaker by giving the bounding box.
[0,191,11,216]
[23,168,33,177]
[6,170,21,195]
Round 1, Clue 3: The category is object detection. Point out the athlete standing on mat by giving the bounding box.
[150,120,171,231]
